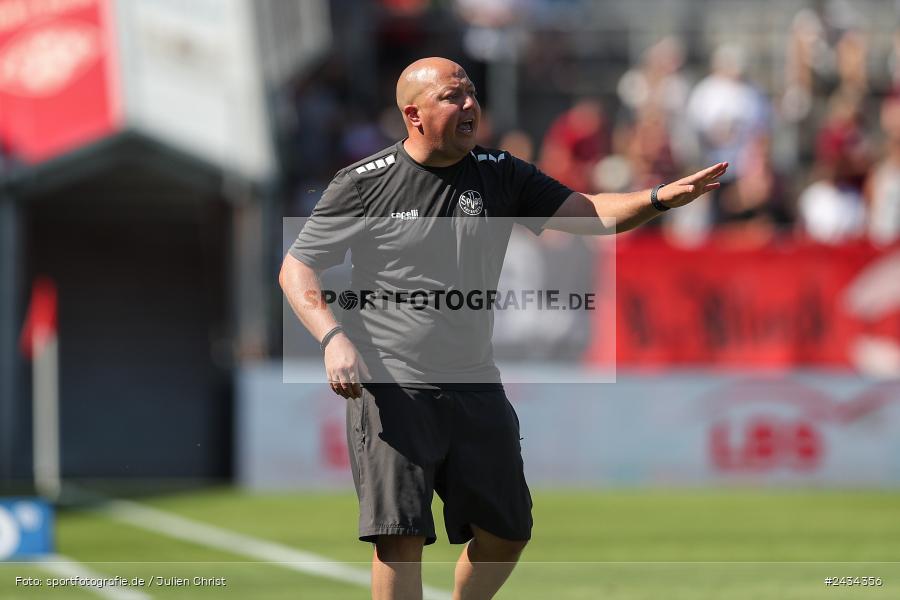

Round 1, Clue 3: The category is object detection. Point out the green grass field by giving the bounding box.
[1,488,899,599]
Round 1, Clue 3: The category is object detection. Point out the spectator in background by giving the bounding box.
[835,29,869,97]
[597,106,677,198]
[798,91,871,244]
[814,90,871,193]
[782,9,827,125]
[341,107,393,164]
[498,129,535,162]
[865,94,900,244]
[621,106,677,192]
[683,44,772,242]
[539,98,608,192]
[610,39,697,241]
[454,0,520,28]
[797,176,865,244]
[616,37,695,167]
[617,37,690,122]
[686,45,770,184]
[781,9,871,171]
[780,9,830,173]
[716,135,791,245]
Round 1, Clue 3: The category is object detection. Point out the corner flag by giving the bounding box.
[19,277,61,500]
[19,277,57,360]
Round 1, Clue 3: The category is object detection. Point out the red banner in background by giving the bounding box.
[0,0,120,163]
[591,234,900,370]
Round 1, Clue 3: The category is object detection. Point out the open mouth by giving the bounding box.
[457,119,474,134]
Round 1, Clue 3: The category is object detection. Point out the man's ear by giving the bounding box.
[404,105,422,128]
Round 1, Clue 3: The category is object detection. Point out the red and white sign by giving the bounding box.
[702,378,900,484]
[592,235,900,371]
[0,0,120,163]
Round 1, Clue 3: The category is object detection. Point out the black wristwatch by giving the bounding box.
[320,325,344,352]
[650,183,670,211]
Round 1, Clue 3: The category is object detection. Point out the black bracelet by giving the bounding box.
[650,183,670,211]
[320,325,344,352]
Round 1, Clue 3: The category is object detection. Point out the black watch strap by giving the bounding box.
[320,325,344,352]
[650,183,670,211]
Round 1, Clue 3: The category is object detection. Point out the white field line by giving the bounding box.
[39,554,151,600]
[99,499,452,600]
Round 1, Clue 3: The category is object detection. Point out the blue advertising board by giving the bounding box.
[0,499,54,560]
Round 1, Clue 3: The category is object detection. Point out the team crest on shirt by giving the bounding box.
[458,190,483,216]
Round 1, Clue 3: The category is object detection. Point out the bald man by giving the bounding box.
[281,57,726,599]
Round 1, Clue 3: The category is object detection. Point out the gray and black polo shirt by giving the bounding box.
[289,140,573,388]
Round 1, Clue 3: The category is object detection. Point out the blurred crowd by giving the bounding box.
[599,18,900,249]
[285,3,900,248]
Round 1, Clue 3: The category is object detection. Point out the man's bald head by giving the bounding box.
[396,57,468,110]
[395,57,481,166]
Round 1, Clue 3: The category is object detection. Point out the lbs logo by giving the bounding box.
[0,499,53,560]
[458,190,483,216]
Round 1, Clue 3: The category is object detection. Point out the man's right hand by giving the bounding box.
[324,334,371,399]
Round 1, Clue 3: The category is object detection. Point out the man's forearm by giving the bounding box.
[545,189,660,235]
[585,189,661,233]
[545,163,727,236]
[279,254,340,343]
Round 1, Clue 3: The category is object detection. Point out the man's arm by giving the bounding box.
[279,254,369,399]
[544,162,728,235]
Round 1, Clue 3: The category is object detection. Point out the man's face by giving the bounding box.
[417,68,481,158]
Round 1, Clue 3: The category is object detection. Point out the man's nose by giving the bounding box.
[462,93,476,111]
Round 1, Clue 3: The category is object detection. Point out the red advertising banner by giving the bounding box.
[593,234,900,370]
[0,0,120,163]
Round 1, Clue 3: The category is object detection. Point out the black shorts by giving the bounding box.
[346,384,532,545]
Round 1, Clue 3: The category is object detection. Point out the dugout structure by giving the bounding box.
[0,132,239,487]
[0,0,331,491]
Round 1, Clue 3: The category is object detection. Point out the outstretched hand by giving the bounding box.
[657,162,729,208]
